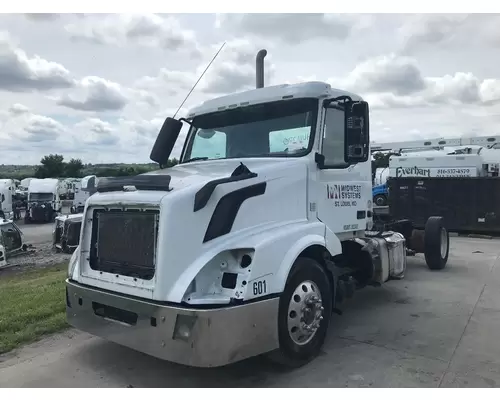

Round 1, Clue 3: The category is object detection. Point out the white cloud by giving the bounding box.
[338,53,426,96]
[9,114,65,143]
[0,13,500,164]
[399,14,469,53]
[74,117,119,145]
[398,14,500,53]
[57,76,128,112]
[329,53,500,109]
[23,13,61,22]
[135,69,195,96]
[64,13,200,57]
[200,39,276,94]
[216,13,360,44]
[0,31,74,92]
[8,103,29,115]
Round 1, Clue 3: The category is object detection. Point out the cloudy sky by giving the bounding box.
[0,13,499,165]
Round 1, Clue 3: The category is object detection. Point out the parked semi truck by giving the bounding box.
[25,178,63,223]
[71,175,97,214]
[66,50,450,368]
[0,179,14,220]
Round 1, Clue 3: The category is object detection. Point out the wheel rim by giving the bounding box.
[375,197,384,206]
[440,227,448,258]
[287,280,324,346]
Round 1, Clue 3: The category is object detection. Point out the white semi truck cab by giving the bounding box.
[66,50,450,368]
[25,178,62,223]
[71,175,97,214]
[0,179,14,220]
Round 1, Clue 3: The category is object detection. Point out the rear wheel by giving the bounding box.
[374,194,387,206]
[424,216,449,270]
[267,257,332,368]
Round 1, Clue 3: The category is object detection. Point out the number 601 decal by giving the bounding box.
[252,279,267,296]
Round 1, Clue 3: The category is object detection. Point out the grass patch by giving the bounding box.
[0,264,69,354]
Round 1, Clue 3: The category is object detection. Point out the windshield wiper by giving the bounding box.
[183,157,209,164]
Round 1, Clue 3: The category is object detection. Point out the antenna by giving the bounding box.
[173,41,226,119]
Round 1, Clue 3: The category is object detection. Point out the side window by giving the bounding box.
[190,130,227,159]
[322,108,347,167]
[269,128,310,153]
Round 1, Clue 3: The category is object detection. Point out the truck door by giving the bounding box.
[312,104,371,234]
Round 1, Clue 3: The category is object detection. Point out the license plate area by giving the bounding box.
[92,301,138,326]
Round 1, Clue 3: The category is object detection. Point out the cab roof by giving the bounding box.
[187,81,363,118]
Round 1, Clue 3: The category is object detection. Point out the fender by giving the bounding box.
[273,226,342,293]
[169,220,342,303]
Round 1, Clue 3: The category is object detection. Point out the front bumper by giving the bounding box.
[66,280,280,367]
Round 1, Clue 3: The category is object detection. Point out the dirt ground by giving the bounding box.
[1,206,73,276]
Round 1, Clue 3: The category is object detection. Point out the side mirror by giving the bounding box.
[150,117,183,166]
[344,101,370,164]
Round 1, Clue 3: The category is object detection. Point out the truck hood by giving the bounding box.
[143,158,303,191]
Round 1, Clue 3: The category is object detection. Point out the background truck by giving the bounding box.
[25,178,62,223]
[372,135,500,234]
[372,182,388,206]
[65,49,450,369]
[0,179,15,220]
[71,175,97,214]
[53,213,83,254]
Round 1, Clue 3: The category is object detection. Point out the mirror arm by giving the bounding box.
[178,117,192,125]
[314,152,325,169]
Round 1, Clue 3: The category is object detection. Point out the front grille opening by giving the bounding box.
[89,209,159,280]
[92,302,138,326]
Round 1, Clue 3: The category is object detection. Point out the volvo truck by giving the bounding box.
[66,50,450,368]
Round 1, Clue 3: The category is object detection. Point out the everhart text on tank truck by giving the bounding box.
[66,50,450,368]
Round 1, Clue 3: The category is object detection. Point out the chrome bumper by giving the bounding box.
[66,280,280,367]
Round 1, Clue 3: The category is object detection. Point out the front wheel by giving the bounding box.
[267,257,333,368]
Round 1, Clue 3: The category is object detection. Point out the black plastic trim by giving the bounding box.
[203,182,267,243]
[357,210,366,220]
[194,172,257,212]
[96,175,172,193]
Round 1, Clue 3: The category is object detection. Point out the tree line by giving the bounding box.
[5,152,393,181]
[5,154,179,180]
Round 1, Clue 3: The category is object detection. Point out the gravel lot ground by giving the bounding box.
[1,205,73,275]
[1,236,500,388]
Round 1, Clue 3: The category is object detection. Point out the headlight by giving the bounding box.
[67,246,80,279]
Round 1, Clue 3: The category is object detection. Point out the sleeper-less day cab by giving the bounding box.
[66,50,450,368]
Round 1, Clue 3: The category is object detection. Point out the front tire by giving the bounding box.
[267,257,333,368]
[424,216,449,270]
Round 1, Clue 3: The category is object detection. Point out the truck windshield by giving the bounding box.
[181,98,318,162]
[29,193,53,202]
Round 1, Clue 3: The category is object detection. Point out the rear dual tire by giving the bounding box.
[424,216,449,270]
